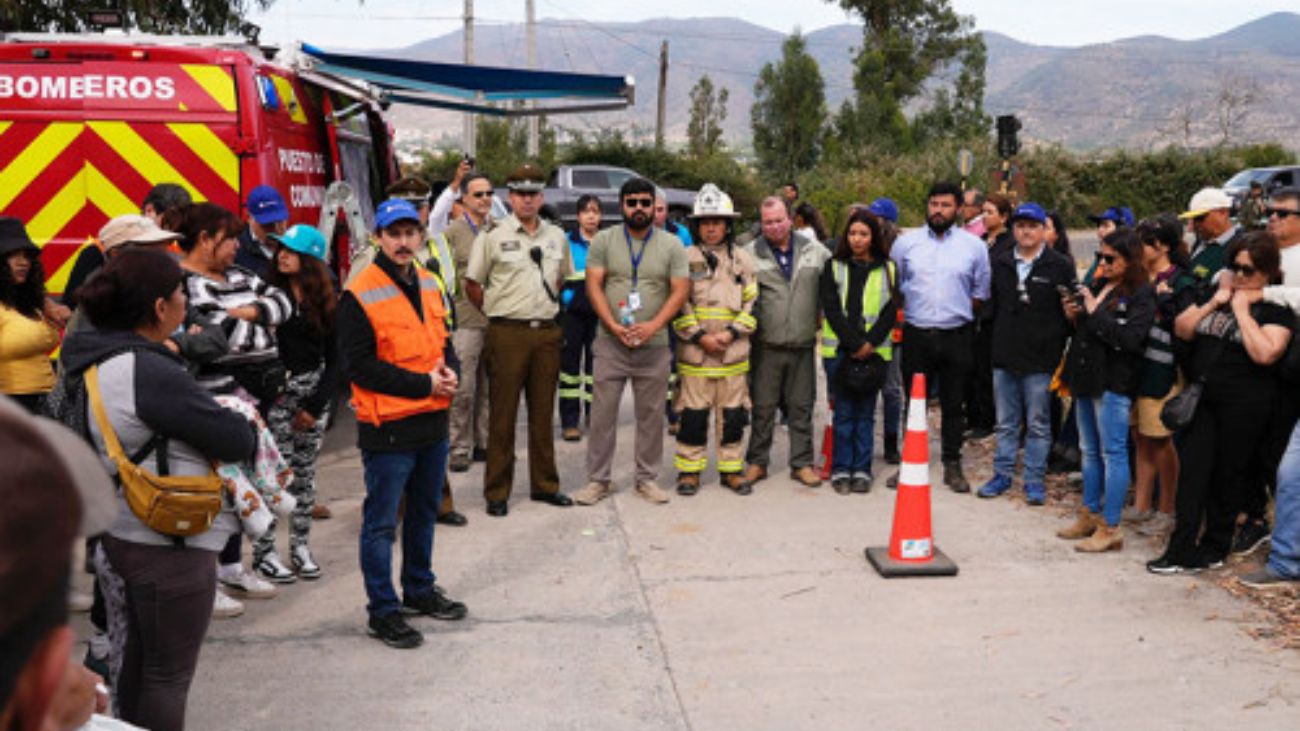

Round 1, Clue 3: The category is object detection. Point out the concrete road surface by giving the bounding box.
[83,389,1300,731]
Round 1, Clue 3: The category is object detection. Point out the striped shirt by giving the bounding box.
[182,266,292,391]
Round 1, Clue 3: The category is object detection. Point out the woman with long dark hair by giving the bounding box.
[1128,215,1196,536]
[1057,228,1155,553]
[252,225,339,581]
[0,218,59,413]
[818,209,898,493]
[1149,233,1292,574]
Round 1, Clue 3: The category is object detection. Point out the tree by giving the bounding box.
[750,32,827,184]
[1,1,273,36]
[686,75,730,158]
[832,0,988,152]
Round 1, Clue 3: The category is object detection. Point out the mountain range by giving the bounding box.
[374,12,1300,153]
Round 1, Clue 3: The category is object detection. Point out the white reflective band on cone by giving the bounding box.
[906,397,927,431]
[899,462,929,485]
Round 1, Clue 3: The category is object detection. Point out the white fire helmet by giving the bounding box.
[690,183,740,219]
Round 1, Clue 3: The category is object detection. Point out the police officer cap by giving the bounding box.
[506,164,547,193]
[385,176,432,204]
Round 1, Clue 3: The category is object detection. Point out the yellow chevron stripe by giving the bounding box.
[87,121,205,202]
[182,64,236,112]
[45,236,95,295]
[0,122,82,211]
[0,121,11,138]
[167,123,238,192]
[27,172,85,246]
[85,162,140,217]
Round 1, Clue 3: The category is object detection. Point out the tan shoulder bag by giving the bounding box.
[85,365,223,537]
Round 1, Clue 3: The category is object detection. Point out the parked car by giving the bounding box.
[541,164,695,228]
[1223,166,1300,201]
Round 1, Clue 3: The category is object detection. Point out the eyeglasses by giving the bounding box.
[1267,208,1300,219]
[623,197,655,209]
[1095,252,1118,264]
[469,190,495,199]
[1228,262,1259,277]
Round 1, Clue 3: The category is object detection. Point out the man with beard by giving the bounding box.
[887,181,991,492]
[572,177,689,505]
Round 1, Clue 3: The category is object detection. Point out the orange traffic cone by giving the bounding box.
[865,373,959,577]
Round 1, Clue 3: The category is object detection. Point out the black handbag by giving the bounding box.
[835,354,887,400]
[1160,318,1233,432]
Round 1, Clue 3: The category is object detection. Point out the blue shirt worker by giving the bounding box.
[559,194,603,441]
[236,185,289,278]
[336,198,467,649]
[889,181,991,492]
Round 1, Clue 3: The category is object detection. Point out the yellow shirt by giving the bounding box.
[0,303,58,395]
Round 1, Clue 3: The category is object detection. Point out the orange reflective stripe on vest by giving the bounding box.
[346,263,451,425]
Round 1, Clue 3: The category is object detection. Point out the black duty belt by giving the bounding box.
[490,317,558,329]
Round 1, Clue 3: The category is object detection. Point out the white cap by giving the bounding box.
[1179,187,1234,219]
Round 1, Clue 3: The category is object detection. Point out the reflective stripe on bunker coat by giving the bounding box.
[673,244,757,378]
[820,260,895,361]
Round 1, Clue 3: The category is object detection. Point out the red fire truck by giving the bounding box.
[0,32,397,291]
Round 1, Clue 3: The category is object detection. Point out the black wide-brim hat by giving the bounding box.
[0,217,38,258]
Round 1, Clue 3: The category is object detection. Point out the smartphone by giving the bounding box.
[463,153,475,168]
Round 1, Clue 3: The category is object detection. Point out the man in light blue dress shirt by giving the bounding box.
[889,181,991,492]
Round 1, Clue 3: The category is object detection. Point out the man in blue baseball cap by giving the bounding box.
[336,197,468,648]
[977,201,1078,506]
[237,184,290,277]
[867,198,899,224]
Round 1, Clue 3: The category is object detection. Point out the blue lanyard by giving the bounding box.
[464,212,478,236]
[624,226,648,289]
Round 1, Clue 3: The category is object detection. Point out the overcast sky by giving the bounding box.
[250,0,1299,50]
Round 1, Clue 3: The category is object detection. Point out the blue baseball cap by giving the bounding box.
[867,197,899,223]
[1010,202,1047,225]
[247,185,289,226]
[1088,206,1134,227]
[269,224,328,262]
[374,198,422,230]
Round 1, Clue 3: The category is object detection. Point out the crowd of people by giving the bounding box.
[3,162,1300,730]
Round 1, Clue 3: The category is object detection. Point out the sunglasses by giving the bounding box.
[1095,252,1118,264]
[1267,208,1300,219]
[623,197,655,209]
[469,190,495,199]
[1228,262,1259,277]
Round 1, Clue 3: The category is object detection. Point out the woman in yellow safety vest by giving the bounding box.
[818,209,898,494]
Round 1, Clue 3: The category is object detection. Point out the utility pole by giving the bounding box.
[654,40,668,149]
[525,0,539,157]
[462,0,475,157]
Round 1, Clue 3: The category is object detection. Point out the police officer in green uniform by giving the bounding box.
[464,164,574,517]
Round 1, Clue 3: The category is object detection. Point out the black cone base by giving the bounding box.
[865,546,959,577]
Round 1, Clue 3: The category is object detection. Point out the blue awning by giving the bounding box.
[300,44,634,115]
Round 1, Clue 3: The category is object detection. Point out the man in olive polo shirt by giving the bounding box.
[572,177,690,505]
[464,164,574,517]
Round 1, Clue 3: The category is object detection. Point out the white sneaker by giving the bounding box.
[572,481,612,505]
[212,588,245,619]
[254,551,298,585]
[291,545,322,580]
[218,565,278,599]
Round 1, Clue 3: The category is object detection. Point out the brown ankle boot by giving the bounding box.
[1075,523,1124,553]
[1057,510,1101,540]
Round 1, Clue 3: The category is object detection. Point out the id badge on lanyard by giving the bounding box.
[625,227,647,312]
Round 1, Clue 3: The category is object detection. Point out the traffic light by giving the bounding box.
[997,115,1021,158]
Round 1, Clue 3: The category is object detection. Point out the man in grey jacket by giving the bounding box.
[743,196,831,487]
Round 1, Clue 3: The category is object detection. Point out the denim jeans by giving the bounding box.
[831,380,878,477]
[360,441,448,618]
[1076,392,1131,527]
[992,369,1053,484]
[1268,421,1300,579]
